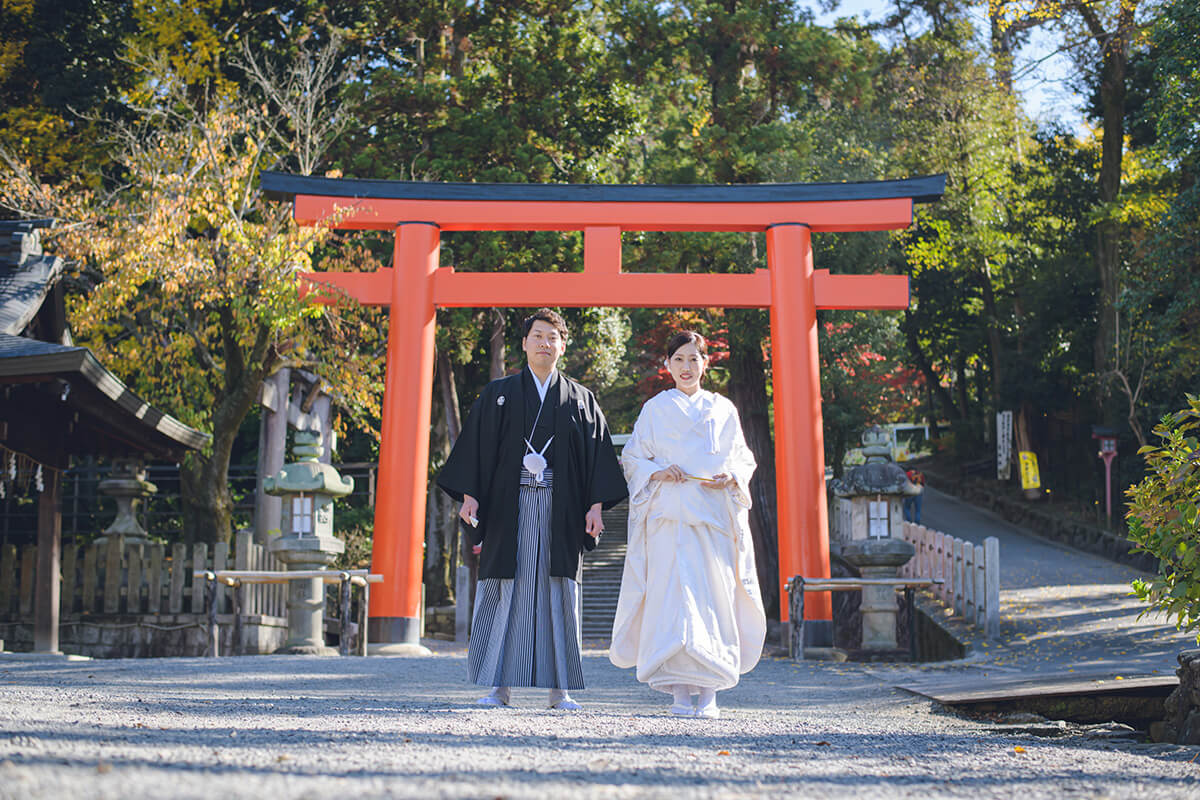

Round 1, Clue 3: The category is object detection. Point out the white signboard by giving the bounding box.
[996,410,1013,480]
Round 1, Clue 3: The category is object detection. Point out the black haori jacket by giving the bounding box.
[437,369,628,581]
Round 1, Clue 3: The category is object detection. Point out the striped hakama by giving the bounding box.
[467,468,586,690]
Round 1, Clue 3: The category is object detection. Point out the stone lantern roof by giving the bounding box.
[263,431,353,498]
[830,425,921,498]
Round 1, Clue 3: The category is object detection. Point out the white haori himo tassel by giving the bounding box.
[523,436,553,484]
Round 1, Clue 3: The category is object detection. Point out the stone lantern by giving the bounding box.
[96,458,157,545]
[264,430,353,655]
[829,425,921,651]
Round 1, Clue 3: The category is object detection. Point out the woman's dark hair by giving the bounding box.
[665,330,709,360]
[522,308,569,339]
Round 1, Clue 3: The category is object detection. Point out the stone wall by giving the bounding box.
[922,464,1156,573]
[0,613,287,658]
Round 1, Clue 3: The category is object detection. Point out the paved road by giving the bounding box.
[920,487,1197,676]
[1,650,1197,799]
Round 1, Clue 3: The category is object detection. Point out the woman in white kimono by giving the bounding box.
[610,331,767,718]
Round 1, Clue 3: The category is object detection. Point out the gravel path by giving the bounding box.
[1,648,1198,799]
[3,490,1199,797]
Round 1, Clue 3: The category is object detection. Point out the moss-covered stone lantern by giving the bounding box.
[264,430,353,655]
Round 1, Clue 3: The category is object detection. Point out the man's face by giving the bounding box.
[522,319,566,371]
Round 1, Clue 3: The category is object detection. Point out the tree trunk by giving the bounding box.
[437,348,462,443]
[180,448,234,546]
[905,314,961,422]
[1014,404,1042,500]
[489,309,506,380]
[424,360,455,607]
[435,346,469,602]
[727,309,779,618]
[1079,3,1132,401]
[979,258,1004,408]
[179,318,274,546]
[1092,44,1125,385]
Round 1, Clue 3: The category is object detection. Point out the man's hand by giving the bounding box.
[460,496,482,554]
[585,503,604,539]
[651,464,687,482]
[459,495,479,527]
[701,472,735,490]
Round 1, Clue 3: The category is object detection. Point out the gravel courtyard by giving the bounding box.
[1,646,1197,800]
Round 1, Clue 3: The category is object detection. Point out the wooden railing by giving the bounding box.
[0,530,286,620]
[899,521,1000,638]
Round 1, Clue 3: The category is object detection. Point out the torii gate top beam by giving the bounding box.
[260,171,945,311]
[261,172,946,233]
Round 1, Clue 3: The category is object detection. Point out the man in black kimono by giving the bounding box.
[438,308,628,709]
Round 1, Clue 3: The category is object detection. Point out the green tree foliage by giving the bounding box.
[606,0,884,615]
[821,311,924,477]
[1,48,384,545]
[0,0,136,182]
[1112,0,1200,452]
[1126,396,1200,640]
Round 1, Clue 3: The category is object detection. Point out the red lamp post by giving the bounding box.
[1092,427,1118,526]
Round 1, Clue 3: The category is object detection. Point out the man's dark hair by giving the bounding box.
[665,330,709,360]
[522,308,569,340]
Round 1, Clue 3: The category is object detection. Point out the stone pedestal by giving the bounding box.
[843,537,915,651]
[270,535,344,656]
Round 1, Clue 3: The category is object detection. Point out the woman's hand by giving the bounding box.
[651,464,687,482]
[701,473,735,490]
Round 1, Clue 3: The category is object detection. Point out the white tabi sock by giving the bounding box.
[696,688,719,719]
[477,686,511,706]
[669,685,695,716]
[548,688,582,711]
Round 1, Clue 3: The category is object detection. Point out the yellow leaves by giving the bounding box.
[990,0,1065,34]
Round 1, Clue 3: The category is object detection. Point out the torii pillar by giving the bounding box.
[261,171,945,648]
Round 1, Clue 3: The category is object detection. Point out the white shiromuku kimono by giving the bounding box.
[610,388,767,693]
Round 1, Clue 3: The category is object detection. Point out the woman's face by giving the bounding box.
[667,341,707,394]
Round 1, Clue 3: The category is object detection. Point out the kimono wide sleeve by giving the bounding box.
[436,395,488,545]
[620,407,662,507]
[722,398,757,509]
[576,388,629,554]
[587,398,630,511]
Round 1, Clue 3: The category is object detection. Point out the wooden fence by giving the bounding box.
[899,521,1000,638]
[0,530,285,620]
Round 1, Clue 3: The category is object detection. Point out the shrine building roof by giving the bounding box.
[0,220,209,467]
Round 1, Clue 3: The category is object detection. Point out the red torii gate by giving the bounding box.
[262,172,945,647]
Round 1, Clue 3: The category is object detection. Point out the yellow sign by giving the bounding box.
[1019,451,1041,490]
